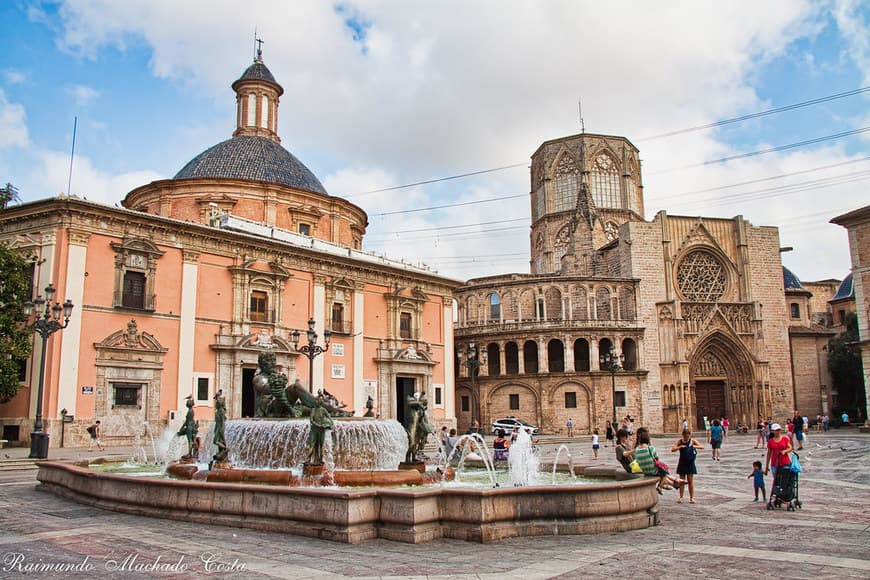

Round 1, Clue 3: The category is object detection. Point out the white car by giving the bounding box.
[491,417,539,435]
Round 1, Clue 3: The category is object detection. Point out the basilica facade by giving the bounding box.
[455,132,800,434]
[0,54,460,448]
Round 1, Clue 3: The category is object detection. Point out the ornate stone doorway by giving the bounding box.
[689,331,756,430]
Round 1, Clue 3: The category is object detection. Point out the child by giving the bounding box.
[672,428,703,504]
[591,428,600,459]
[748,460,766,502]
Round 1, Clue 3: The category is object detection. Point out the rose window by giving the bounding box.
[677,250,727,302]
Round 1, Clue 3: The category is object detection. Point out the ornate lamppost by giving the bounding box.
[23,284,74,459]
[465,342,486,433]
[290,318,331,394]
[600,346,624,430]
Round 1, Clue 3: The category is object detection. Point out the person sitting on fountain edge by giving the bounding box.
[492,429,510,461]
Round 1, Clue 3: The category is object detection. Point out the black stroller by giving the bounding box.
[767,455,802,511]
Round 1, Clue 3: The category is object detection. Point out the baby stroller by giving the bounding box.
[767,455,802,511]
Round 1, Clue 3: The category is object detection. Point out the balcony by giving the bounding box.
[330,319,353,335]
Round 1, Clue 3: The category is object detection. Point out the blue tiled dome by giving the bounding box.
[782,266,804,290]
[832,273,853,301]
[173,136,327,195]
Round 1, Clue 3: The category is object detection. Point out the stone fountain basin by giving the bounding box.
[36,461,659,544]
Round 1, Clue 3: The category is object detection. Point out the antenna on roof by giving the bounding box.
[578,99,585,134]
[67,116,77,196]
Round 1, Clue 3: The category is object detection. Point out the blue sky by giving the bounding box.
[1,0,869,283]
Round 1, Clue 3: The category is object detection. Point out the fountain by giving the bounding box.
[35,355,659,543]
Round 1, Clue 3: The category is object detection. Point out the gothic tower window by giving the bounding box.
[554,226,571,270]
[591,153,621,208]
[677,250,728,302]
[553,153,579,212]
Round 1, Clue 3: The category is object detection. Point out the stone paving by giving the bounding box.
[0,430,868,579]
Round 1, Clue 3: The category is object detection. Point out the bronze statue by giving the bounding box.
[212,389,229,466]
[176,395,199,460]
[405,392,433,463]
[363,395,375,417]
[285,381,335,465]
[253,350,293,417]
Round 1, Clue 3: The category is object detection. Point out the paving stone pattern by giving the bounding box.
[0,431,867,579]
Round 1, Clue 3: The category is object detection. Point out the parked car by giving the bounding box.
[491,416,538,435]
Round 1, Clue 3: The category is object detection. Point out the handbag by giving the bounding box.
[790,452,802,473]
[629,459,642,474]
[654,459,670,472]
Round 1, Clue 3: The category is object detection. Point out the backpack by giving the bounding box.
[86,425,95,435]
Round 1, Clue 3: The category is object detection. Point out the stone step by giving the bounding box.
[0,459,39,471]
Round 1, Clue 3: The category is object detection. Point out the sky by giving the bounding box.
[1,0,868,283]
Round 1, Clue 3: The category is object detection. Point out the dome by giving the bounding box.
[831,273,853,301]
[232,60,283,95]
[782,266,804,290]
[173,136,328,195]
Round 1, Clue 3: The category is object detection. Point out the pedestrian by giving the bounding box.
[672,428,702,503]
[614,428,635,473]
[823,414,829,432]
[748,460,766,502]
[86,420,104,452]
[439,426,449,457]
[605,421,615,447]
[471,419,480,434]
[445,428,458,460]
[708,419,723,461]
[681,417,689,431]
[816,414,823,433]
[792,410,804,450]
[841,411,849,426]
[722,416,730,438]
[591,428,600,459]
[764,423,793,479]
[566,417,574,437]
[755,415,766,449]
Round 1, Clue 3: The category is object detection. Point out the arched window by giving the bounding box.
[523,341,539,374]
[790,303,800,319]
[598,338,613,369]
[505,342,519,375]
[618,287,635,320]
[536,297,545,320]
[553,153,579,212]
[487,343,500,375]
[595,287,611,320]
[574,338,590,371]
[247,93,257,126]
[489,293,501,321]
[545,287,562,319]
[502,291,518,321]
[591,152,621,208]
[622,338,637,371]
[520,289,535,321]
[260,94,269,128]
[553,226,571,271]
[571,285,588,320]
[548,339,565,372]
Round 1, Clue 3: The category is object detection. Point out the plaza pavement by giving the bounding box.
[0,429,868,579]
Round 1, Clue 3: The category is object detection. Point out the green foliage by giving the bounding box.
[827,312,864,408]
[0,184,33,402]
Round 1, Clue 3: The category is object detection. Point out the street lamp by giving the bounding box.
[290,318,331,394]
[23,283,74,459]
[465,342,486,433]
[599,346,624,430]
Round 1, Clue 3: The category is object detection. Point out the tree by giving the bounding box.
[0,182,33,402]
[827,312,865,413]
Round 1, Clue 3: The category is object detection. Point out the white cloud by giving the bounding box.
[36,0,868,281]
[3,69,26,85]
[65,84,100,107]
[36,149,161,204]
[0,90,29,149]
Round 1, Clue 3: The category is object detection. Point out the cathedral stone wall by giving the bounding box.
[745,225,794,419]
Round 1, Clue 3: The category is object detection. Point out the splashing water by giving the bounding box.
[551,444,578,484]
[448,433,498,487]
[508,428,540,487]
[198,419,408,470]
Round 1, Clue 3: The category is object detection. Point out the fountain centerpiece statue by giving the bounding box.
[252,351,295,418]
[363,395,375,417]
[404,392,433,464]
[211,389,229,468]
[176,395,199,462]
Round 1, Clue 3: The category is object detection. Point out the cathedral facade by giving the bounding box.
[455,133,796,434]
[0,54,460,448]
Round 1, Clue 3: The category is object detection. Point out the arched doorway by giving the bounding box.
[689,331,755,430]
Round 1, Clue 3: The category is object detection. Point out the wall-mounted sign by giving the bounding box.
[81,386,94,394]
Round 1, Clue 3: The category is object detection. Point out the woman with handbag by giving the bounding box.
[634,428,686,494]
[672,428,703,503]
